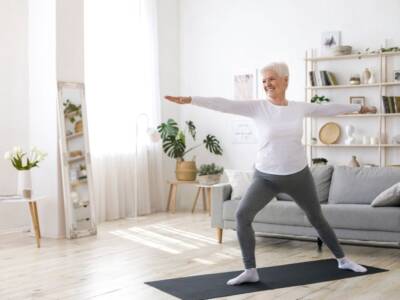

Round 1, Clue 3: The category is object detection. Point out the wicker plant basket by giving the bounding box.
[175,160,197,181]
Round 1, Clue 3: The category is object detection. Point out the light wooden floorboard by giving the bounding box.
[0,212,399,300]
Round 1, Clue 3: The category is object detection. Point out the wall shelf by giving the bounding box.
[313,113,400,118]
[68,155,85,163]
[304,49,400,167]
[307,144,400,148]
[307,82,400,90]
[304,51,400,62]
[66,132,84,140]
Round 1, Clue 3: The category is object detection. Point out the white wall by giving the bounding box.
[0,0,30,231]
[178,0,400,168]
[157,0,182,207]
[57,0,84,82]
[29,0,65,238]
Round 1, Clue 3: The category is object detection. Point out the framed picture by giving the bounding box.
[321,31,341,55]
[231,120,258,144]
[394,70,400,82]
[350,96,365,106]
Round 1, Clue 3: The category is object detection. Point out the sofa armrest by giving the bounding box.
[211,184,232,228]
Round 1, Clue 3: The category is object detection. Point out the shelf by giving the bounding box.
[70,178,87,187]
[313,113,400,118]
[306,83,400,90]
[305,51,400,62]
[64,111,81,119]
[68,155,85,163]
[307,144,400,147]
[73,201,90,208]
[66,132,83,140]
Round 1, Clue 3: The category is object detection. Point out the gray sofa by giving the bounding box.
[211,166,400,247]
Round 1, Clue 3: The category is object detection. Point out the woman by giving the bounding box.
[165,62,375,286]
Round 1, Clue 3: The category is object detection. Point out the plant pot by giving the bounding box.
[17,170,32,198]
[74,120,83,134]
[198,174,222,185]
[175,160,197,181]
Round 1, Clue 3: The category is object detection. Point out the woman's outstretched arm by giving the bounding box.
[164,95,259,118]
[303,102,377,117]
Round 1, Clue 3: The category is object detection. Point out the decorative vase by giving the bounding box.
[198,174,222,185]
[344,125,356,145]
[175,160,197,181]
[368,72,376,84]
[17,170,32,198]
[349,156,360,167]
[362,68,371,84]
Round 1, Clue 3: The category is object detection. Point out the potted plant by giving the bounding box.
[311,94,330,104]
[157,118,223,181]
[197,163,224,185]
[312,157,328,165]
[4,146,47,198]
[63,99,83,133]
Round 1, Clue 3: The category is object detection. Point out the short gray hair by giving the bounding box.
[260,62,289,78]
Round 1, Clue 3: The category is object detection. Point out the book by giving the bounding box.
[395,96,400,113]
[322,71,331,86]
[389,96,395,113]
[382,96,390,113]
[308,71,315,86]
[327,72,338,85]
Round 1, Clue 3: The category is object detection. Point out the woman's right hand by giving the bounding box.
[164,95,192,104]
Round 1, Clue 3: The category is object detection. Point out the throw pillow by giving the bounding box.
[224,169,254,200]
[371,182,400,207]
[277,165,334,203]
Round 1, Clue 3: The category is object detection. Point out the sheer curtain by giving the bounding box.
[84,0,164,221]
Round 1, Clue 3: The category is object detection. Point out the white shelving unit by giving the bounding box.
[304,50,400,167]
[57,81,97,239]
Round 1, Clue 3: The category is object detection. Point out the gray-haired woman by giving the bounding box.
[165,62,375,285]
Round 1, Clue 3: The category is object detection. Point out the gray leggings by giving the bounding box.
[235,166,345,269]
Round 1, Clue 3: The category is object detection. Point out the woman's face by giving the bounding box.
[262,70,288,99]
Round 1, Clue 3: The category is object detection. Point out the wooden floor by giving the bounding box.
[0,212,399,300]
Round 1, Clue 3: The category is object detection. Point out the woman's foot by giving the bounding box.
[226,268,259,285]
[337,257,367,272]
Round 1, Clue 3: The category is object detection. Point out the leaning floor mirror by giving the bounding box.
[57,82,97,239]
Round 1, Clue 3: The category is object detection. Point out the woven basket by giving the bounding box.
[175,160,197,181]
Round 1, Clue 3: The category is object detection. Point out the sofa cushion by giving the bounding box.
[224,169,253,200]
[314,204,400,232]
[328,166,400,204]
[371,183,400,207]
[277,165,333,203]
[223,199,308,227]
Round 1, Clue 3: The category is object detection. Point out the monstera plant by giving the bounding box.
[157,118,223,180]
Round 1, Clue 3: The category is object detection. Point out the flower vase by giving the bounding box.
[17,170,32,198]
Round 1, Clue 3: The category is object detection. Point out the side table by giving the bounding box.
[192,183,231,216]
[166,180,199,213]
[0,195,45,248]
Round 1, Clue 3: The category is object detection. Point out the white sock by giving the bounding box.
[337,257,367,273]
[226,268,259,285]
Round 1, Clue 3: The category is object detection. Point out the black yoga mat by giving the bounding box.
[145,259,387,300]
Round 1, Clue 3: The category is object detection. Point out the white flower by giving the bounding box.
[13,146,22,154]
[4,152,11,160]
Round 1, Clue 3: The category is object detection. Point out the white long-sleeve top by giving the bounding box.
[191,97,361,175]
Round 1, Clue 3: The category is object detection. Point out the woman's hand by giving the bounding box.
[359,105,377,114]
[164,96,192,104]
